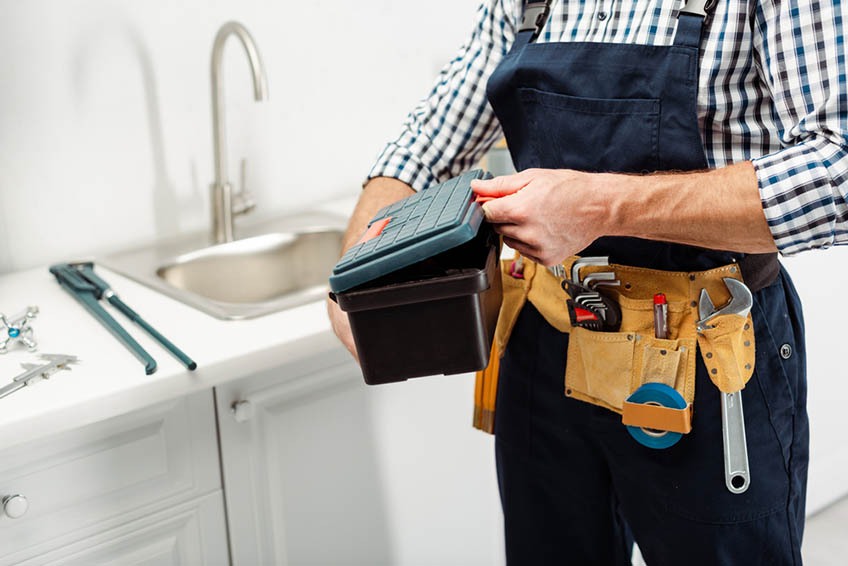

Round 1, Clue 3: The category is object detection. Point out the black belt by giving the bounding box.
[738,252,780,293]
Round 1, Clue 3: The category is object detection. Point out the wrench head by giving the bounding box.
[721,278,753,318]
[697,278,753,330]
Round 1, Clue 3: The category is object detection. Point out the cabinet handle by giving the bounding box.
[231,400,254,423]
[2,494,29,519]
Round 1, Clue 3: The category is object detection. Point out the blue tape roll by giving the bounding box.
[625,383,687,449]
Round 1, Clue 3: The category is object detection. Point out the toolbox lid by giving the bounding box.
[329,169,489,293]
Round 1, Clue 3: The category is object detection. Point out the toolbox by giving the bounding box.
[329,170,503,385]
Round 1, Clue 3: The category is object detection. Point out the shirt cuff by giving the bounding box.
[365,142,443,193]
[752,137,848,256]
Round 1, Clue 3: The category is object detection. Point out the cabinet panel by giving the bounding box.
[0,390,220,564]
[216,348,395,566]
[16,491,228,566]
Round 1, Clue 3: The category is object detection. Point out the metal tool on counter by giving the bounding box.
[0,306,39,353]
[49,263,197,375]
[697,277,753,494]
[0,353,79,400]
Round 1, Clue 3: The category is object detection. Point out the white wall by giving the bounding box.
[782,251,848,514]
[0,0,479,271]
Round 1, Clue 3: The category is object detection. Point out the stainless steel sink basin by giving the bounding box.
[102,212,346,320]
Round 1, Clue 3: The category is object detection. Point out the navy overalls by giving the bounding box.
[486,1,809,564]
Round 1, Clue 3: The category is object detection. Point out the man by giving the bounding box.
[329,0,846,563]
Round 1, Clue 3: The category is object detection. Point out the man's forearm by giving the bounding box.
[607,161,778,254]
[341,177,416,253]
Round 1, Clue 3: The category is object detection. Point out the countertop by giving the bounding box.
[0,198,357,451]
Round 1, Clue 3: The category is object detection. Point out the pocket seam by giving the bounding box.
[518,87,661,116]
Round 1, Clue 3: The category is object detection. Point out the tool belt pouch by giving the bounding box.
[565,294,697,434]
[493,254,535,354]
[695,312,756,394]
[564,261,759,435]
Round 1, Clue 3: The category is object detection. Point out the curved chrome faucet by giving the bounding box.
[210,21,268,244]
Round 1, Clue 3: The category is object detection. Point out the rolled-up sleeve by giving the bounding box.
[751,0,848,255]
[367,0,518,191]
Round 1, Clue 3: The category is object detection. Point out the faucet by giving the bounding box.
[210,21,268,244]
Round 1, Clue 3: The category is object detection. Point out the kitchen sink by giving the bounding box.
[102,212,346,320]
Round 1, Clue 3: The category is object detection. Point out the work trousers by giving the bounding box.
[495,267,808,565]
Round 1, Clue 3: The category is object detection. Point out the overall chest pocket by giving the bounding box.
[517,87,660,173]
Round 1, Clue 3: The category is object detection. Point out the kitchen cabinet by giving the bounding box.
[14,493,228,566]
[215,345,504,566]
[215,347,395,566]
[0,390,226,565]
[1,340,502,566]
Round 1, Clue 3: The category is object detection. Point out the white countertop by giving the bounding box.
[0,197,358,450]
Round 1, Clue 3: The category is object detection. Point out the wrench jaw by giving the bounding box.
[696,278,753,332]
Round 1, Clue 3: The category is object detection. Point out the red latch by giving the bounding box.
[356,217,392,245]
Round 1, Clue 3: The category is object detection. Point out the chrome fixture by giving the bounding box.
[210,22,268,244]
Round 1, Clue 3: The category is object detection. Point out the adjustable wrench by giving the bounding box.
[697,278,753,494]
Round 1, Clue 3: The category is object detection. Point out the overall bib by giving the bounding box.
[485,2,809,564]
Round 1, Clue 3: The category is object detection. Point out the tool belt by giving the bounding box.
[473,252,778,435]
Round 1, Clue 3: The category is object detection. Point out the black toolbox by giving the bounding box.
[329,170,503,385]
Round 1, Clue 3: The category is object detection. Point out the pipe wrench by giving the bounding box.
[697,278,753,494]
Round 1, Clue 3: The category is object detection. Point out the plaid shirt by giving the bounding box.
[367,0,848,255]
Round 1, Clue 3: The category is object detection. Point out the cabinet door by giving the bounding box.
[0,391,221,564]
[16,491,229,566]
[216,347,396,566]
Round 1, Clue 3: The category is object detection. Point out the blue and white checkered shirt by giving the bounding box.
[367,0,848,255]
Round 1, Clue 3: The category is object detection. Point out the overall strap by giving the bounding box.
[513,0,552,48]
[674,0,716,47]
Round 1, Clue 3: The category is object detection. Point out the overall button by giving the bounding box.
[780,343,792,359]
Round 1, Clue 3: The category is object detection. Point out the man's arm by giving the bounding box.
[610,162,777,253]
[327,178,415,360]
[471,162,776,267]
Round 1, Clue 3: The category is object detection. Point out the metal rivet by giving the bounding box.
[706,352,713,359]
[745,363,752,370]
[689,274,696,281]
[690,301,698,307]
[566,388,573,396]
[627,334,633,341]
[711,368,718,375]
[744,323,750,331]
[780,344,792,359]
[625,283,632,290]
[660,349,667,355]
[744,340,751,347]
[730,267,738,274]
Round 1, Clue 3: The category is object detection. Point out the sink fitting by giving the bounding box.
[210,21,268,244]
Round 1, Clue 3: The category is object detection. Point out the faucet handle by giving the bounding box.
[233,158,256,216]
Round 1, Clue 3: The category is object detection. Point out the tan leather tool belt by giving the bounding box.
[473,254,760,434]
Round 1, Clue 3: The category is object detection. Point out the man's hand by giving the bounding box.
[471,162,777,261]
[327,296,359,362]
[472,169,609,266]
[327,177,416,362]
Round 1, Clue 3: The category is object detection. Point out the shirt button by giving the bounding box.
[780,343,793,359]
[598,11,608,20]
